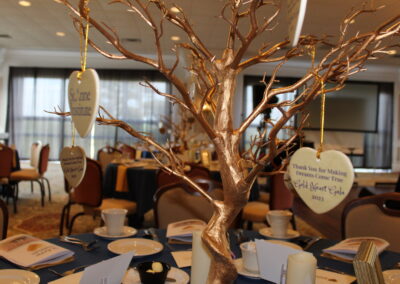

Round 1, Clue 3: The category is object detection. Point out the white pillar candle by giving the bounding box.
[191,230,211,284]
[286,251,317,284]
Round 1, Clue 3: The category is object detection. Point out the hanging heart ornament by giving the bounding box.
[68,68,99,138]
[288,147,354,214]
[60,146,87,188]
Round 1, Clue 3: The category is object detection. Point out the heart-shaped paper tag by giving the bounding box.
[68,69,99,138]
[288,147,354,214]
[60,146,87,188]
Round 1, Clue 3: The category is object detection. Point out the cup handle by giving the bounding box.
[266,214,271,225]
[101,212,106,223]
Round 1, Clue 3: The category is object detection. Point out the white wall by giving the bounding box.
[1,48,399,169]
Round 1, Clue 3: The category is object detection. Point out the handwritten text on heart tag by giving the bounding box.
[68,69,99,138]
[289,147,354,214]
[60,146,87,188]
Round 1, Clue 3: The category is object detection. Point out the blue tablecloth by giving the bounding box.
[0,230,399,283]
[103,164,158,227]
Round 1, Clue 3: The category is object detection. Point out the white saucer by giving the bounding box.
[233,258,260,279]
[123,267,190,284]
[259,227,300,240]
[108,238,163,256]
[383,269,400,284]
[94,226,137,239]
[0,269,40,284]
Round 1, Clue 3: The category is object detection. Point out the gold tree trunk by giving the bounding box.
[57,1,400,283]
[201,77,256,283]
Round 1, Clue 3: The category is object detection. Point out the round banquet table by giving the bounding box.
[103,164,158,227]
[0,230,399,283]
[103,163,260,227]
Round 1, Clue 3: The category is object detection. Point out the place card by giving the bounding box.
[68,68,99,138]
[255,239,302,283]
[288,147,354,214]
[80,252,134,284]
[60,146,86,188]
[171,250,192,268]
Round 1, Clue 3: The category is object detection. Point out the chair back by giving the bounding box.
[0,199,8,240]
[117,143,136,160]
[38,144,50,175]
[71,158,103,207]
[97,146,122,173]
[30,141,42,169]
[154,180,223,228]
[342,192,400,252]
[0,145,14,178]
[156,163,211,188]
[269,173,294,210]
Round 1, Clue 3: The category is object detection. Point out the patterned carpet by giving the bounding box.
[6,162,323,239]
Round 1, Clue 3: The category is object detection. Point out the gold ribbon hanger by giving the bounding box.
[71,0,90,146]
[78,0,90,80]
[317,81,326,159]
[306,45,326,159]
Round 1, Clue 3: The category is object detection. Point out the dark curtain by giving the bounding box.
[363,83,393,168]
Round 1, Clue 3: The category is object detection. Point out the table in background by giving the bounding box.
[104,164,260,227]
[0,230,399,284]
[103,164,157,227]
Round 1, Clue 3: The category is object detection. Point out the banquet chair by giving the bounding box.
[0,145,17,213]
[97,145,122,173]
[241,173,295,230]
[117,143,136,160]
[60,158,137,235]
[30,141,42,169]
[0,199,8,239]
[10,144,51,208]
[156,163,211,188]
[29,141,42,193]
[342,192,400,252]
[154,178,223,229]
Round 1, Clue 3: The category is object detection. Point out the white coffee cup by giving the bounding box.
[240,241,259,273]
[101,208,127,236]
[266,210,292,237]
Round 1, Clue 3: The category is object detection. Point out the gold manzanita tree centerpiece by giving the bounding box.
[57,0,399,283]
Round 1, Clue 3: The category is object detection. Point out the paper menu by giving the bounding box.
[79,252,134,284]
[255,239,302,283]
[316,269,356,284]
[0,234,74,268]
[322,237,389,260]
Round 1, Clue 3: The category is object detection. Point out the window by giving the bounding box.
[242,76,297,151]
[8,67,171,160]
[243,75,393,169]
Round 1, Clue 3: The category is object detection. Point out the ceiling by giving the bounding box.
[0,0,399,65]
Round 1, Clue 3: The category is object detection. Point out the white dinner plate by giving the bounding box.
[259,227,300,240]
[234,258,260,279]
[0,269,40,284]
[94,226,137,239]
[265,239,303,250]
[122,267,190,284]
[49,267,190,284]
[383,269,400,284]
[108,238,163,256]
